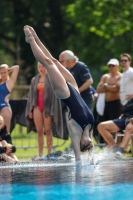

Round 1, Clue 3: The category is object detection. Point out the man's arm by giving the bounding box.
[122,98,133,113]
[96,74,108,93]
[103,75,121,93]
[97,74,121,93]
[6,65,19,91]
[79,78,93,93]
[78,63,93,92]
[103,84,119,93]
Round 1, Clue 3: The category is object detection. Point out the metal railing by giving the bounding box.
[11,124,69,152]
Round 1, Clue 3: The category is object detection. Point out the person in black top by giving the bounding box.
[0,115,18,162]
[0,146,12,154]
[98,98,133,157]
[23,25,94,166]
[59,50,93,110]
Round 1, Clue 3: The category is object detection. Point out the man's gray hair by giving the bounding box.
[64,50,79,61]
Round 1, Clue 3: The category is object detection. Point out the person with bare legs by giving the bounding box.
[23,25,94,165]
[98,98,133,157]
[98,53,133,157]
[0,64,19,132]
[26,61,68,161]
[26,62,53,160]
[96,59,122,144]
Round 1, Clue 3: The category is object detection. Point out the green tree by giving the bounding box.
[1,0,133,86]
[0,0,74,84]
[63,0,133,85]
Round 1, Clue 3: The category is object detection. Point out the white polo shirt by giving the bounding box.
[120,67,133,105]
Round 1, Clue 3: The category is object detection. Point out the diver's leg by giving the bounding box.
[24,26,69,99]
[26,25,78,89]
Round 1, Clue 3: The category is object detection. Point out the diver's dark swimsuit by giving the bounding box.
[0,83,10,110]
[62,83,94,131]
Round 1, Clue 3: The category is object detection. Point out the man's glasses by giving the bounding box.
[108,65,116,68]
[120,60,129,62]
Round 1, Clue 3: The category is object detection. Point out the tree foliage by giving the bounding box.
[65,0,133,63]
[0,0,133,85]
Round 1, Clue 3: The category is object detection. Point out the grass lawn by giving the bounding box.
[11,125,71,161]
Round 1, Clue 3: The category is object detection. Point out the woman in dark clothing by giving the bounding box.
[0,115,18,162]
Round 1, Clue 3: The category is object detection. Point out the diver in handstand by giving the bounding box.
[23,25,94,165]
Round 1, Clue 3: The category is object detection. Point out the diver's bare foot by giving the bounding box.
[24,25,34,43]
[27,26,38,40]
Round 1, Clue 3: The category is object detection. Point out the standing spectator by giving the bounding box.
[0,64,19,132]
[120,53,133,105]
[59,50,93,110]
[98,53,133,156]
[96,58,122,143]
[26,62,67,160]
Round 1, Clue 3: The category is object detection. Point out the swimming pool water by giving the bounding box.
[0,157,133,200]
[1,182,133,200]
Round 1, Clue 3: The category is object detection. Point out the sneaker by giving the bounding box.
[115,147,125,158]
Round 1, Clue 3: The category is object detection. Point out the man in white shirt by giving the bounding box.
[98,53,133,157]
[120,54,133,105]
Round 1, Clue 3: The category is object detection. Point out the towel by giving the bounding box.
[96,93,105,116]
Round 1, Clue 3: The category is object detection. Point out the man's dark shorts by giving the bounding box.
[113,117,130,132]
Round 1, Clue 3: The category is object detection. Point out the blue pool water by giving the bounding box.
[0,155,133,200]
